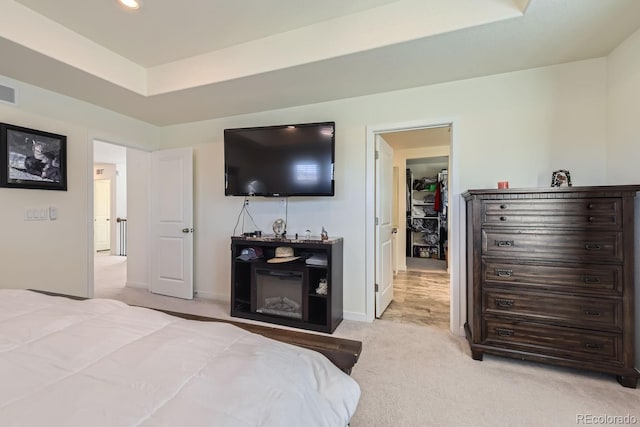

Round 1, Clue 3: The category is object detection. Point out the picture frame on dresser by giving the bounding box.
[0,122,67,191]
[551,169,572,187]
[462,185,640,388]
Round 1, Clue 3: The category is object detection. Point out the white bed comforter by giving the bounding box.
[0,289,360,426]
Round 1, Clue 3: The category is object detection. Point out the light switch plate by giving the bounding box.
[49,206,57,220]
[24,208,48,221]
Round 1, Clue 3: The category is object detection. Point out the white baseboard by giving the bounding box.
[125,281,147,289]
[195,290,229,302]
[343,311,370,322]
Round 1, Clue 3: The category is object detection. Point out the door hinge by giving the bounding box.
[375,283,379,292]
[375,217,379,226]
[375,150,379,160]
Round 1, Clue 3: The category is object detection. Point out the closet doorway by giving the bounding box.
[406,156,448,271]
[378,125,451,329]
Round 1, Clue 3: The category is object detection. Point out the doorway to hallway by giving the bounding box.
[93,140,128,297]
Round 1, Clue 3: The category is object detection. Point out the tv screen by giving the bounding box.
[224,122,335,197]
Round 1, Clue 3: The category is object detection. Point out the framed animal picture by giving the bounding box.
[551,169,572,188]
[0,123,67,191]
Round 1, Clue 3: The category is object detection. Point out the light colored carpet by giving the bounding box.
[94,252,127,291]
[95,255,640,426]
[335,320,640,427]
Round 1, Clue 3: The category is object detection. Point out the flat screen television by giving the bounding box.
[224,121,335,197]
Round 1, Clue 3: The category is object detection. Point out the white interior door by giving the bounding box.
[150,147,194,299]
[94,179,111,252]
[375,136,394,317]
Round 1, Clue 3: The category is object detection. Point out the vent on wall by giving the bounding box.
[0,84,17,105]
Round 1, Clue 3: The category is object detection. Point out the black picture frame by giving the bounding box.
[551,169,572,188]
[0,123,67,191]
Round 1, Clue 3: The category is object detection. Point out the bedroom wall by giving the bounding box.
[607,27,640,184]
[0,75,157,297]
[159,58,610,320]
[606,26,640,368]
[0,55,626,323]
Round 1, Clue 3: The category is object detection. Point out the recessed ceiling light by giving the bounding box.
[118,0,140,10]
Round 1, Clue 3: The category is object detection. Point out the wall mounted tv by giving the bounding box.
[224,121,335,197]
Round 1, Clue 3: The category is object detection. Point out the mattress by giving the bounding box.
[0,289,360,426]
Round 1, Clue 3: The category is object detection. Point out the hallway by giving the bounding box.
[94,252,126,298]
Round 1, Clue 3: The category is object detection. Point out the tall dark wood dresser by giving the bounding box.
[463,185,640,387]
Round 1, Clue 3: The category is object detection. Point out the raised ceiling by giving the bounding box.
[2,0,640,126]
[14,0,402,67]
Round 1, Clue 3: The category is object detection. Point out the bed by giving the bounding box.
[0,289,361,426]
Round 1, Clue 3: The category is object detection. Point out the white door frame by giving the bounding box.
[86,139,95,298]
[365,118,464,336]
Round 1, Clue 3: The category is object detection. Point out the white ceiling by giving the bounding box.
[14,0,401,67]
[2,0,640,126]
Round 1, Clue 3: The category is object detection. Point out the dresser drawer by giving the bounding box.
[483,318,620,362]
[482,229,623,262]
[482,261,622,295]
[483,198,621,228]
[483,290,621,330]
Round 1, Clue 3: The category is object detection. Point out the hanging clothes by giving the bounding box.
[434,179,442,212]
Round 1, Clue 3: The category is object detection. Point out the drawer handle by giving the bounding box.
[500,216,507,221]
[584,276,601,284]
[495,240,514,247]
[495,298,515,308]
[500,204,507,209]
[585,342,603,350]
[587,216,595,222]
[587,203,594,209]
[584,243,602,250]
[583,309,601,316]
[495,269,513,278]
[494,328,514,337]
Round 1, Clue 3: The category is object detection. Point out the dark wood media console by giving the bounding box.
[231,236,344,333]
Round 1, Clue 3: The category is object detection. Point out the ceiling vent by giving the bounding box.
[0,84,17,105]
